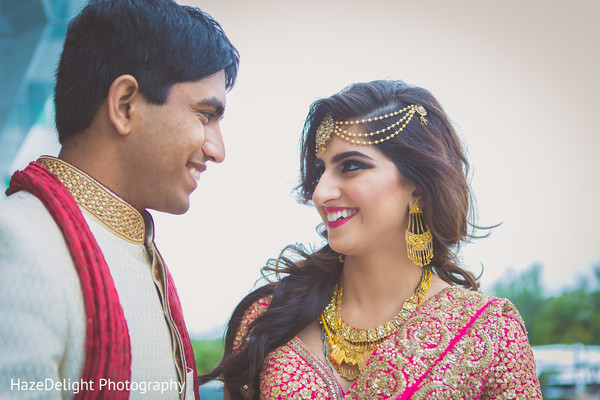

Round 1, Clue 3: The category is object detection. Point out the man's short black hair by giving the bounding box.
[54,0,239,143]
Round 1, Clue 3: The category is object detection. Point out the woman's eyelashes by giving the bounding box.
[313,159,371,181]
[340,159,370,173]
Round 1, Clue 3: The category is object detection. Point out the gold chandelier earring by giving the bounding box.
[405,199,434,267]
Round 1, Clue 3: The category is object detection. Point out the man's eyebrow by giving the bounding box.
[330,151,374,163]
[194,97,225,117]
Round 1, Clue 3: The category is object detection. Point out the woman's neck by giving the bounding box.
[339,252,424,329]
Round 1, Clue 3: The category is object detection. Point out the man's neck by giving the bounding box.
[58,138,143,213]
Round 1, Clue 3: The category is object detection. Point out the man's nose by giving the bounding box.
[203,125,225,163]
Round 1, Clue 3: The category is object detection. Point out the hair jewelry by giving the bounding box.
[405,199,434,267]
[315,104,428,155]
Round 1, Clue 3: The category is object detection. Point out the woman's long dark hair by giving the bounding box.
[200,80,485,399]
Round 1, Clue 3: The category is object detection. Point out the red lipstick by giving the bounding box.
[325,207,358,229]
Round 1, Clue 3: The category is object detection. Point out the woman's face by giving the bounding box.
[312,136,416,257]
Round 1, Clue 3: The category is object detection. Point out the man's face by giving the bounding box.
[127,70,227,214]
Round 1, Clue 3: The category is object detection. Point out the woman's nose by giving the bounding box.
[312,171,342,206]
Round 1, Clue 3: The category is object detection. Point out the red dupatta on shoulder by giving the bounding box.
[8,160,201,399]
[7,160,131,399]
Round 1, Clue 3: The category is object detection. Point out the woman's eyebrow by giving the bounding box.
[330,151,374,163]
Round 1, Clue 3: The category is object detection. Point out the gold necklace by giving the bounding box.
[321,267,432,381]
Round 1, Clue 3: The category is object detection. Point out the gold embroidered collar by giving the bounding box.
[37,156,145,244]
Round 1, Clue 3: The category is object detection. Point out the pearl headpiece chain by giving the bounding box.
[315,104,428,155]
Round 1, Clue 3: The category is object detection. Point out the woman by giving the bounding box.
[201,80,542,399]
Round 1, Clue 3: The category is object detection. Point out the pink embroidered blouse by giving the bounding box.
[233,286,542,399]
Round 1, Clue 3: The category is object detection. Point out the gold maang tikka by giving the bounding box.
[405,199,434,267]
[315,104,428,155]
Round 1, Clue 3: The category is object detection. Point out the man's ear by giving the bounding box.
[107,74,140,136]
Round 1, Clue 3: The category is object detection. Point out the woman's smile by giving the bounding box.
[325,207,358,228]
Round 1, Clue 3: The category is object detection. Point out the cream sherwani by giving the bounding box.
[0,157,195,399]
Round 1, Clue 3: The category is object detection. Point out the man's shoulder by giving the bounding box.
[0,190,67,258]
[0,193,86,384]
[0,190,48,220]
[1,190,56,232]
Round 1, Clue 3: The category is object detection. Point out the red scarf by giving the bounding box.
[7,161,199,399]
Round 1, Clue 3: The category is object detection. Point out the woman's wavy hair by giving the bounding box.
[200,80,485,399]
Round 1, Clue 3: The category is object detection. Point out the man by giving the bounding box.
[0,0,238,398]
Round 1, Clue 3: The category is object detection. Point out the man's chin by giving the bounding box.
[149,198,191,215]
[167,202,191,215]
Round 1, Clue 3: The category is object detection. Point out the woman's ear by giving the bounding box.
[107,74,139,136]
[410,185,425,207]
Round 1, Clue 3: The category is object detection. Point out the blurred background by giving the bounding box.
[1,0,599,398]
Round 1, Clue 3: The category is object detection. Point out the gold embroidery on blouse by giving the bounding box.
[355,360,406,399]
[288,338,343,400]
[414,381,464,399]
[457,329,494,374]
[402,314,451,359]
[240,298,343,400]
[233,296,271,352]
[250,287,542,399]
[346,287,542,400]
[260,343,335,399]
[37,156,145,244]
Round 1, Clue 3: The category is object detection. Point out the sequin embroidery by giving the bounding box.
[232,287,542,399]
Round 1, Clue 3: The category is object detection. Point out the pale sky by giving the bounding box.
[9,0,600,337]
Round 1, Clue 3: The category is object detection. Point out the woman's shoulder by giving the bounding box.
[428,286,527,333]
[432,285,515,308]
[231,291,274,351]
[240,294,273,325]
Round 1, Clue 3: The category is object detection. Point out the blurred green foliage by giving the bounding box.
[191,338,224,374]
[492,263,600,346]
